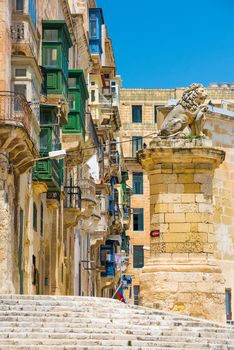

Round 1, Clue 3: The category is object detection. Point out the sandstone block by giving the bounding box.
[198,223,210,233]
[165,213,185,223]
[162,233,189,243]
[168,184,184,193]
[186,213,212,223]
[184,184,201,193]
[150,174,177,184]
[154,203,168,213]
[169,223,190,233]
[151,213,165,224]
[178,174,194,183]
[181,194,195,203]
[173,164,195,173]
[173,203,199,213]
[159,194,181,203]
[199,203,213,214]
[151,184,168,194]
[194,173,212,184]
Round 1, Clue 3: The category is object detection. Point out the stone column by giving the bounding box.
[0,153,15,293]
[138,139,226,322]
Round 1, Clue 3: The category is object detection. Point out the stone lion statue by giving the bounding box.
[158,83,208,138]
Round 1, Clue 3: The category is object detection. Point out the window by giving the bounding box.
[14,84,27,111]
[133,285,140,305]
[44,48,58,66]
[132,136,143,157]
[68,77,76,88]
[111,81,117,93]
[133,208,144,231]
[33,202,37,231]
[15,68,27,77]
[154,105,158,124]
[226,289,232,320]
[14,84,26,97]
[132,105,142,123]
[90,13,97,38]
[16,0,24,11]
[133,172,143,194]
[91,90,95,102]
[133,245,144,268]
[40,129,49,152]
[28,0,36,27]
[43,29,58,42]
[68,93,76,110]
[40,203,43,237]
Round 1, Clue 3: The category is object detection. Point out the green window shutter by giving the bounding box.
[47,72,59,90]
[133,208,144,231]
[40,203,43,237]
[154,105,158,124]
[133,172,143,194]
[132,105,142,123]
[133,285,140,305]
[132,136,143,157]
[33,202,37,232]
[133,246,144,268]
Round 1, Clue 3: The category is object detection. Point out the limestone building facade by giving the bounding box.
[0,0,130,298]
[120,86,234,319]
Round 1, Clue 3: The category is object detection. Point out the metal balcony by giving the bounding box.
[0,91,32,135]
[63,186,82,228]
[0,91,39,173]
[64,186,81,209]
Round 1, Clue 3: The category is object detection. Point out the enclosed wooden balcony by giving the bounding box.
[11,20,39,58]
[0,91,39,173]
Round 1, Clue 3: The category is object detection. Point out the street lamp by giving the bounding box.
[18,149,66,171]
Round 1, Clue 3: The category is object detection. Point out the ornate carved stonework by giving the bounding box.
[158,83,208,138]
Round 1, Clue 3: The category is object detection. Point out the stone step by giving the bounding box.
[0,302,222,319]
[0,318,234,339]
[0,346,180,350]
[0,338,224,347]
[0,346,231,350]
[0,331,233,345]
[0,307,229,331]
[0,295,233,349]
[0,318,230,338]
[0,295,227,326]
[0,316,230,332]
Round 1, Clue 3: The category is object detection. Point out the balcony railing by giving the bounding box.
[0,91,32,136]
[64,186,81,209]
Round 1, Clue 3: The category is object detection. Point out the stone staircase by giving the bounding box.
[0,295,234,349]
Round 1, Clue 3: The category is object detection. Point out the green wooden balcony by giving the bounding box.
[62,70,88,140]
[33,158,61,192]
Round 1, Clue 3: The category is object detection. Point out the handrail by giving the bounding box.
[0,91,32,135]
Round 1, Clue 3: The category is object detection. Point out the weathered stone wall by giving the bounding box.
[138,143,226,322]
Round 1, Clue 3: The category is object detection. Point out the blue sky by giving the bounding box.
[97,0,234,89]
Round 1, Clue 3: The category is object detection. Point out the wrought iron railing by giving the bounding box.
[0,91,32,135]
[64,186,82,209]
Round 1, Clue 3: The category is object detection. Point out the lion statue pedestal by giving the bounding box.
[137,84,226,322]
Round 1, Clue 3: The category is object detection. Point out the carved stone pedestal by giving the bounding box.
[138,139,226,322]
